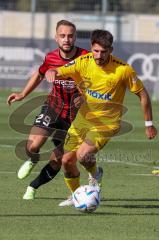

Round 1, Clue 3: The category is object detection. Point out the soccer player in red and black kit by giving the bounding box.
[7,20,88,200]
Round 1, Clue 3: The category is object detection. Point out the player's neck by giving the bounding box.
[59,47,77,60]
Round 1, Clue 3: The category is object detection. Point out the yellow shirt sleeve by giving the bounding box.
[57,57,82,84]
[124,65,144,94]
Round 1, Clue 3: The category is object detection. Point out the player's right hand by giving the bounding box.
[45,69,57,83]
[7,93,24,106]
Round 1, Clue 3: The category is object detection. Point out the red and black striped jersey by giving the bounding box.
[39,47,88,123]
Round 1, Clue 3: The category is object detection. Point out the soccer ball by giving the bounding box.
[72,185,100,213]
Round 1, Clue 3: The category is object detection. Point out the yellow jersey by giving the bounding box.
[57,52,143,124]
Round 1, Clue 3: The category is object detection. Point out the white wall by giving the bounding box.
[0,11,159,42]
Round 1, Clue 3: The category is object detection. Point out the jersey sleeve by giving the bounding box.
[57,56,82,84]
[81,49,89,55]
[123,65,144,94]
[38,57,49,76]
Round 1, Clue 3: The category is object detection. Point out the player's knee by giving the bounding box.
[62,156,76,168]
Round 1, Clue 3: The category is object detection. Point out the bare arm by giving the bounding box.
[45,68,64,82]
[7,71,43,105]
[136,88,157,139]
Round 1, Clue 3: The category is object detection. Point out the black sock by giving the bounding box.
[30,163,60,189]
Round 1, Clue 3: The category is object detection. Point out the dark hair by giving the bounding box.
[56,20,76,31]
[91,29,113,48]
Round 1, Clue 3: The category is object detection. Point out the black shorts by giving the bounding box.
[34,104,71,147]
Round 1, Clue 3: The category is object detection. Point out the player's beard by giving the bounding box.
[59,45,75,53]
[95,56,110,66]
[95,58,105,66]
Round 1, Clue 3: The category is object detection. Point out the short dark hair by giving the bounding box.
[91,29,113,48]
[56,20,76,32]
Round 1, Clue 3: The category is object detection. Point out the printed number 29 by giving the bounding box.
[36,114,51,127]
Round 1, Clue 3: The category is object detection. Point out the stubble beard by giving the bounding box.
[59,45,75,54]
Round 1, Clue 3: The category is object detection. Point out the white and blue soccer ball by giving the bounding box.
[72,185,100,213]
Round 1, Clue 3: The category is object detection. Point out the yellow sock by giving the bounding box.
[84,163,97,177]
[64,176,80,193]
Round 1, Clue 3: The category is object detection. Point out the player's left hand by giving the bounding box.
[145,125,157,139]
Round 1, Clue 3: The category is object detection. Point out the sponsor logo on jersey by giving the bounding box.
[86,88,112,100]
[65,60,75,67]
[54,79,75,89]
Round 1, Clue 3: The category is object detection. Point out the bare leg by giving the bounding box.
[26,126,50,162]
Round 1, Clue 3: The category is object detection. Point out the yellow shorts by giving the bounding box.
[64,114,120,152]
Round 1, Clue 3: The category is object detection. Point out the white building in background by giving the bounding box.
[0,10,159,100]
[0,11,159,42]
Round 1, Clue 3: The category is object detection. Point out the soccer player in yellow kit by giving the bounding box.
[46,29,157,206]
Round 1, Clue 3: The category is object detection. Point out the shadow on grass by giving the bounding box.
[0,212,159,217]
[36,197,159,202]
[1,197,159,217]
[35,197,159,201]
[100,198,159,209]
[101,198,159,202]
[101,204,159,209]
[36,197,65,200]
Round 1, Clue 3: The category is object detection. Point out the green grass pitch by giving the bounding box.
[0,89,159,240]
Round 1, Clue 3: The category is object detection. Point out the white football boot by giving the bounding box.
[152,169,159,176]
[17,160,36,179]
[23,186,36,200]
[59,196,74,207]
